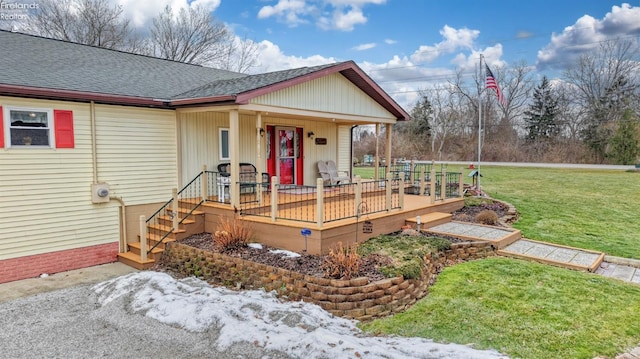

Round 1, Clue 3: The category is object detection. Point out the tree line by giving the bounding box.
[5,0,257,73]
[355,39,640,165]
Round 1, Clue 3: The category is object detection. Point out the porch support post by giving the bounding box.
[316,178,324,228]
[139,215,147,262]
[201,165,208,202]
[256,112,264,205]
[385,172,392,211]
[409,160,415,183]
[172,187,179,230]
[374,124,380,179]
[271,176,278,222]
[229,110,240,208]
[385,124,392,176]
[441,168,447,200]
[399,173,405,209]
[419,168,426,196]
[354,176,362,217]
[430,167,436,203]
[458,169,464,198]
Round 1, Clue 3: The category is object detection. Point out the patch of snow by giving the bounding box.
[269,249,301,258]
[247,243,263,249]
[92,272,508,358]
[40,273,49,278]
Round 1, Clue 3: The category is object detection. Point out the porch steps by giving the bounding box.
[147,223,187,234]
[158,215,196,225]
[404,212,452,228]
[117,251,156,270]
[117,210,204,270]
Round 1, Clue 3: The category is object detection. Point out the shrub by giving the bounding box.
[475,210,498,225]
[213,217,253,251]
[323,242,361,280]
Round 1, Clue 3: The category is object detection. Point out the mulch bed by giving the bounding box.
[176,232,392,281]
[451,200,509,223]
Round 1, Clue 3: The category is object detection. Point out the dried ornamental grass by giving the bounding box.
[213,217,254,251]
[323,242,362,280]
[475,210,498,225]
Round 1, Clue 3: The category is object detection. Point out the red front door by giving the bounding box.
[267,126,304,185]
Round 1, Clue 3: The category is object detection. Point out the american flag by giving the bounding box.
[485,64,506,105]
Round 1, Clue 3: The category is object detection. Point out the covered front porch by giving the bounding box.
[117,167,465,269]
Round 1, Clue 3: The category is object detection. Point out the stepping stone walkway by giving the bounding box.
[596,262,640,285]
[500,239,603,272]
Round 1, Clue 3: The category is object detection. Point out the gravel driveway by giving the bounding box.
[0,271,507,359]
[0,284,291,359]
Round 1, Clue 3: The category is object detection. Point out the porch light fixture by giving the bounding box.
[258,128,265,137]
[307,131,314,139]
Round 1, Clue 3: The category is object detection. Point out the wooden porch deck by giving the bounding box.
[201,194,464,255]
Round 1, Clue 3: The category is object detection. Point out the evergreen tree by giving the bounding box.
[608,109,640,165]
[524,76,559,142]
[583,75,634,162]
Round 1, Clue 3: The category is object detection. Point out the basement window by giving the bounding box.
[5,107,53,147]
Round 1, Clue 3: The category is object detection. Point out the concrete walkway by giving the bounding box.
[499,239,604,272]
[597,260,640,285]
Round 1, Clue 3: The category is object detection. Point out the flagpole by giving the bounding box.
[477,54,483,194]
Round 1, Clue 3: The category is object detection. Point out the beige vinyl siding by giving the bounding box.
[251,73,396,121]
[0,97,118,260]
[94,105,178,204]
[180,112,265,184]
[337,125,352,174]
[179,112,340,186]
[179,111,227,184]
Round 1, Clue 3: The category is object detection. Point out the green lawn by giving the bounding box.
[362,257,640,359]
[353,166,640,259]
[477,166,640,259]
[354,165,640,358]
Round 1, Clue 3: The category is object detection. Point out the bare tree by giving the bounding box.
[27,0,133,49]
[150,5,230,65]
[563,38,640,162]
[214,34,259,73]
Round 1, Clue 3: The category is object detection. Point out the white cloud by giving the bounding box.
[257,0,311,27]
[536,3,640,70]
[353,42,376,51]
[360,56,458,109]
[115,0,221,27]
[384,39,397,45]
[250,39,338,73]
[257,0,385,31]
[323,6,367,31]
[410,25,479,63]
[450,44,505,72]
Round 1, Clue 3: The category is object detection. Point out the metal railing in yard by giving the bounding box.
[137,163,464,259]
[237,174,405,226]
[138,169,206,259]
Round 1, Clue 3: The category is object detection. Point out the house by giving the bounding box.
[0,30,463,282]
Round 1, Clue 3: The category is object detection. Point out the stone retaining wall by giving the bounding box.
[160,241,497,321]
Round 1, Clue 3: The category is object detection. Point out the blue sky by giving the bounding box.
[110,1,640,107]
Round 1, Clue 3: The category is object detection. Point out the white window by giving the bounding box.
[219,128,229,160]
[4,107,54,147]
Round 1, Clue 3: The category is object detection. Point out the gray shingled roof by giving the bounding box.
[0,30,247,99]
[172,63,338,100]
[0,31,408,120]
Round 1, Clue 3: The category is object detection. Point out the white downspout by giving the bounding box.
[90,101,127,253]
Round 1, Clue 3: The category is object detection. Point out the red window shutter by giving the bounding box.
[0,106,4,148]
[54,109,74,148]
